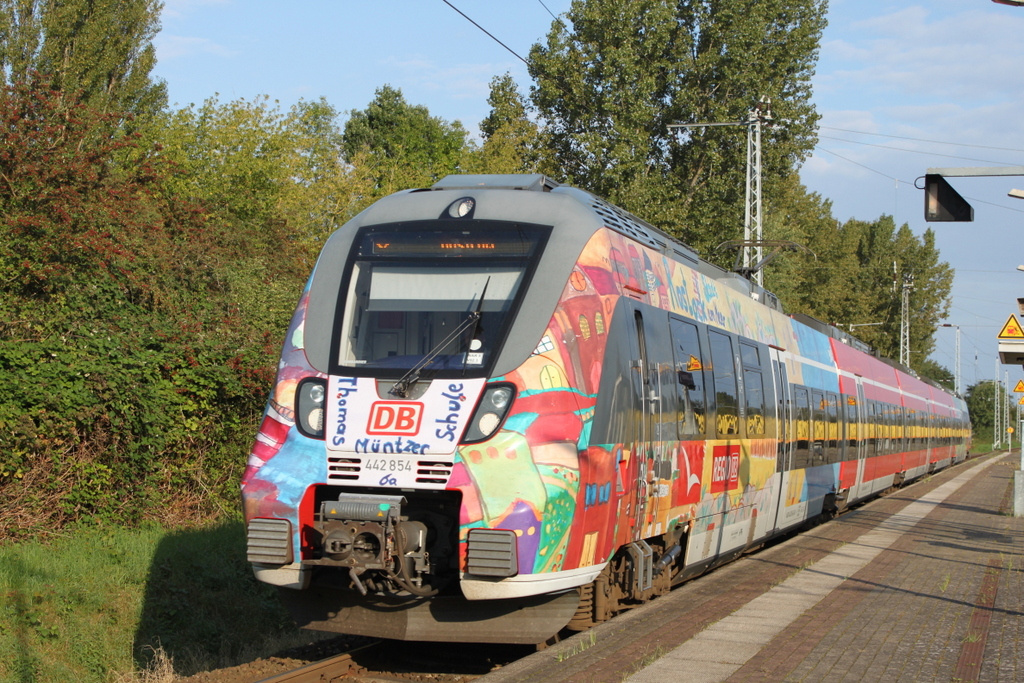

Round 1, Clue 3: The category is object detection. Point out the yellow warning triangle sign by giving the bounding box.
[1018,395,1024,405]
[998,314,1024,339]
[1015,380,1024,393]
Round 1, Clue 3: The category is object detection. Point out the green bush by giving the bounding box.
[0,78,304,535]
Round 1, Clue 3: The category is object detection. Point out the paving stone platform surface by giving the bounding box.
[479,451,1024,683]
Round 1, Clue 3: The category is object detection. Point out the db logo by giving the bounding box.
[366,401,423,435]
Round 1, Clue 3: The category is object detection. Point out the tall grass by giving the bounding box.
[0,519,318,682]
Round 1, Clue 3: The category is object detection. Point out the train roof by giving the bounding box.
[432,174,787,314]
[432,175,960,402]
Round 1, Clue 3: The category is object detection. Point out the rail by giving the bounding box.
[253,640,382,683]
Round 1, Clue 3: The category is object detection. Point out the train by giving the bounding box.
[241,173,971,644]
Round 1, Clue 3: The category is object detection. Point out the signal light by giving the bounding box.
[924,174,973,222]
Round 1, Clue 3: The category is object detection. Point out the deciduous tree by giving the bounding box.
[342,85,470,195]
[473,73,543,174]
[528,0,826,257]
[0,0,166,119]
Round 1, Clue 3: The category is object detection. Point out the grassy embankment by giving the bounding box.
[0,519,322,683]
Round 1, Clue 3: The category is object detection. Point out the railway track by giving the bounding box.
[246,638,531,683]
[253,640,378,683]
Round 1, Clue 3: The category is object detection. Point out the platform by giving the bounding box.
[480,451,1024,683]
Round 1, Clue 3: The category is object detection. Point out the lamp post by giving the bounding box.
[941,324,961,395]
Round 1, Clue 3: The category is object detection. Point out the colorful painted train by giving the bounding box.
[241,174,971,644]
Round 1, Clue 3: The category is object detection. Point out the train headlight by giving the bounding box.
[446,196,476,219]
[295,377,327,439]
[462,383,516,444]
[489,387,512,410]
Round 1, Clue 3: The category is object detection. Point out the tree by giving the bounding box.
[966,381,1005,431]
[342,85,470,195]
[0,0,166,118]
[764,196,952,373]
[472,73,543,174]
[153,95,372,335]
[528,0,826,258]
[916,359,954,392]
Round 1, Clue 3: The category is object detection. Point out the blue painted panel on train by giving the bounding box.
[791,323,839,392]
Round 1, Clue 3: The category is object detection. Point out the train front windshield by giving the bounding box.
[333,221,549,376]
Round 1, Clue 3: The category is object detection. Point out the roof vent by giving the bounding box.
[432,174,559,192]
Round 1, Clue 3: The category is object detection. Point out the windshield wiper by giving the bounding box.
[390,279,491,399]
[462,277,490,375]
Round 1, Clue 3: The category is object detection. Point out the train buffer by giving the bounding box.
[480,451,1024,683]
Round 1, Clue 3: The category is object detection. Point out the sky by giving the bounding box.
[152,0,1024,404]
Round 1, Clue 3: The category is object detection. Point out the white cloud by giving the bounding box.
[817,6,1024,104]
[155,34,236,61]
[375,54,524,130]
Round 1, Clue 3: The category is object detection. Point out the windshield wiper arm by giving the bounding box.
[390,292,488,398]
[462,277,490,375]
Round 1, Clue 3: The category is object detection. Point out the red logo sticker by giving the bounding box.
[710,444,740,494]
[366,402,423,435]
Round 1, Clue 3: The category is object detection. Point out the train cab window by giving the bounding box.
[794,387,810,468]
[669,319,707,437]
[739,342,765,436]
[708,331,739,436]
[332,222,548,377]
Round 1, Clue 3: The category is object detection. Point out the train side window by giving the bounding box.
[825,392,839,462]
[811,390,825,464]
[708,331,739,437]
[739,342,765,437]
[794,387,810,468]
[883,404,890,452]
[669,318,707,437]
[845,396,858,453]
[884,404,894,454]
[888,405,897,454]
[640,310,679,445]
[868,401,877,456]
[896,406,905,451]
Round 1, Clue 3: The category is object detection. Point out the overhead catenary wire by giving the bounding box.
[814,146,906,184]
[440,0,529,64]
[813,146,1024,215]
[819,135,1023,166]
[537,0,559,21]
[821,126,1024,156]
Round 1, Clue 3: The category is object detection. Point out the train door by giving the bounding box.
[850,382,869,502]
[769,350,791,534]
[771,352,792,473]
[629,305,677,540]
